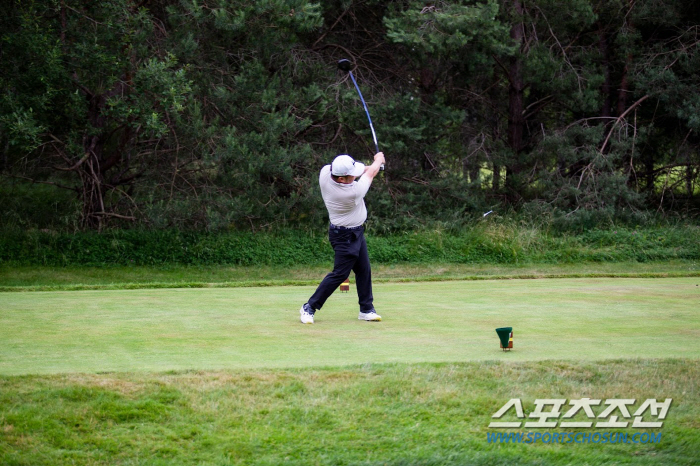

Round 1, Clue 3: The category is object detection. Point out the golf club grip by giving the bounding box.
[372,135,384,171]
[374,140,384,171]
[365,131,384,171]
[369,123,383,171]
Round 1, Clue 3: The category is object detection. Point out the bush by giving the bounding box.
[1,222,698,266]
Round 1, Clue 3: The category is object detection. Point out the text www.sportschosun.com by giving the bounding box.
[487,432,662,444]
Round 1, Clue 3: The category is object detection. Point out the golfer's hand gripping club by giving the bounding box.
[374,152,385,172]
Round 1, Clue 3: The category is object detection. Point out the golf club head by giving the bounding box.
[337,58,353,72]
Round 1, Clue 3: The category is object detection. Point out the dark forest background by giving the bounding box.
[2,0,699,234]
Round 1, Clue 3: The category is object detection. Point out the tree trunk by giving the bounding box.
[599,28,613,119]
[617,0,635,116]
[76,80,131,230]
[644,151,655,193]
[686,152,694,198]
[505,0,525,199]
[80,151,106,231]
[1,137,8,171]
[493,163,501,191]
[79,93,109,230]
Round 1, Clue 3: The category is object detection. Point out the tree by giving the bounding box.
[1,1,195,230]
[1,0,697,233]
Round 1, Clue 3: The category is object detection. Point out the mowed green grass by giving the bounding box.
[1,277,698,375]
[1,277,699,465]
[1,260,698,290]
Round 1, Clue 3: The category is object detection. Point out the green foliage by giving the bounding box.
[1,0,699,232]
[0,0,195,229]
[0,229,336,266]
[0,109,47,153]
[156,0,329,230]
[1,222,698,267]
[529,124,646,220]
[385,0,512,57]
[106,53,193,137]
[0,182,79,231]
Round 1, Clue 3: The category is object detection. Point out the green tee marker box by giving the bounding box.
[496,327,513,351]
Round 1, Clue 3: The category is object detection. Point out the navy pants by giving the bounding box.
[307,225,374,313]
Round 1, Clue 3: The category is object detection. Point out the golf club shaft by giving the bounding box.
[348,71,384,170]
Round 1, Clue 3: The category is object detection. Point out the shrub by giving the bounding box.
[1,223,698,266]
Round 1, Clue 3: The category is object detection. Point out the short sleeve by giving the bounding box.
[354,175,372,204]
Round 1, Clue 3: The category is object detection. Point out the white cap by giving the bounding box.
[331,155,365,177]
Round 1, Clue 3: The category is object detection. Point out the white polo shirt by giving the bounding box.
[319,164,372,228]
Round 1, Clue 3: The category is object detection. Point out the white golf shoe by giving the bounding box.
[358,310,382,321]
[300,303,315,324]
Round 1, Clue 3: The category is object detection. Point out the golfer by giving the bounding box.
[300,152,386,324]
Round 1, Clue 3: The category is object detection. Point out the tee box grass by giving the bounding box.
[1,277,698,374]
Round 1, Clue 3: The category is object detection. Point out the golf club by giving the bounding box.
[337,58,384,171]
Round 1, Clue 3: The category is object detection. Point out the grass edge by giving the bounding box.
[1,270,699,293]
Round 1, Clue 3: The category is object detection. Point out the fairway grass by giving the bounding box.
[0,277,698,375]
[1,360,698,465]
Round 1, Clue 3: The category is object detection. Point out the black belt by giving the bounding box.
[330,223,363,230]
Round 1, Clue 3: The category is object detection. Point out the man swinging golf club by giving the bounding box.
[300,151,386,324]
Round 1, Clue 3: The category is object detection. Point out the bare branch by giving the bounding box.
[5,174,79,192]
[53,152,91,172]
[599,95,649,154]
[93,211,136,220]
